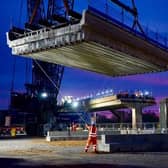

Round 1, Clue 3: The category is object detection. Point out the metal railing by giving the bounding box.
[87,0,168,50]
[46,122,167,138]
[96,122,159,130]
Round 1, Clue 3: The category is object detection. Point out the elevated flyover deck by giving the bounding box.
[7,7,168,76]
[90,94,155,129]
[64,94,155,112]
[61,94,156,128]
[88,95,155,112]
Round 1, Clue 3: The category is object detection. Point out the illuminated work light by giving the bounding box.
[72,101,79,108]
[41,92,48,98]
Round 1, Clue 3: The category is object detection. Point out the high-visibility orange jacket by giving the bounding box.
[85,124,97,138]
[85,124,97,152]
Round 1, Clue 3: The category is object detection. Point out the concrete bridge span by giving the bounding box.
[61,94,156,129]
[7,7,168,76]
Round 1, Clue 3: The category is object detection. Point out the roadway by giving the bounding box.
[0,138,168,168]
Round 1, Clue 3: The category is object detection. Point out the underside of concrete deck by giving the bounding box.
[7,9,168,76]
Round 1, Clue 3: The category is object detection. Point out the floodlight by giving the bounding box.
[41,92,48,98]
[67,99,72,104]
[72,101,79,108]
[144,91,149,96]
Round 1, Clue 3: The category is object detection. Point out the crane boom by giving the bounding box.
[29,0,41,24]
[110,0,144,34]
[27,0,45,26]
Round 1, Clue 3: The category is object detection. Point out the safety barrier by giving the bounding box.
[98,134,168,152]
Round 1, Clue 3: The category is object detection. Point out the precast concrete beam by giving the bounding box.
[7,9,168,77]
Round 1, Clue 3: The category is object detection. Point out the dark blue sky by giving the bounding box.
[0,0,168,109]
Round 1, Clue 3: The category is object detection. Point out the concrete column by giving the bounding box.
[132,106,142,129]
[94,112,97,124]
[132,108,136,129]
[160,98,168,129]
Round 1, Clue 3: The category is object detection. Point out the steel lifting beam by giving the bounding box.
[110,0,145,35]
[110,0,137,17]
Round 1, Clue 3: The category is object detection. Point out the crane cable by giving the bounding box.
[34,59,91,124]
[78,114,87,124]
[34,59,62,96]
[34,59,90,124]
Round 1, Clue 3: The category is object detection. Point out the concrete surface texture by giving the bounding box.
[0,138,168,168]
[7,9,168,77]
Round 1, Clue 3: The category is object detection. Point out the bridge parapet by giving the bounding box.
[7,23,84,55]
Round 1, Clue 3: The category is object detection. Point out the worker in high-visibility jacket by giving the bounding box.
[84,123,97,153]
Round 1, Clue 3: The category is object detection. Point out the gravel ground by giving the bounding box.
[0,138,168,168]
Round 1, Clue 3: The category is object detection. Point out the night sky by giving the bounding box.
[0,0,168,109]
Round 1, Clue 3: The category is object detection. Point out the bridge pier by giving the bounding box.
[61,95,155,129]
[132,107,142,129]
[160,98,168,129]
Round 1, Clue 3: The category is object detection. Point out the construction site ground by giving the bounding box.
[0,137,168,168]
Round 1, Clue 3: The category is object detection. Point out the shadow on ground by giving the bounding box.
[0,136,42,140]
[0,158,152,168]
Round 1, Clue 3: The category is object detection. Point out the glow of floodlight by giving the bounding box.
[67,99,72,104]
[72,101,79,108]
[105,90,109,94]
[144,91,149,96]
[41,92,48,98]
[139,91,143,96]
[61,98,65,103]
[97,92,100,96]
